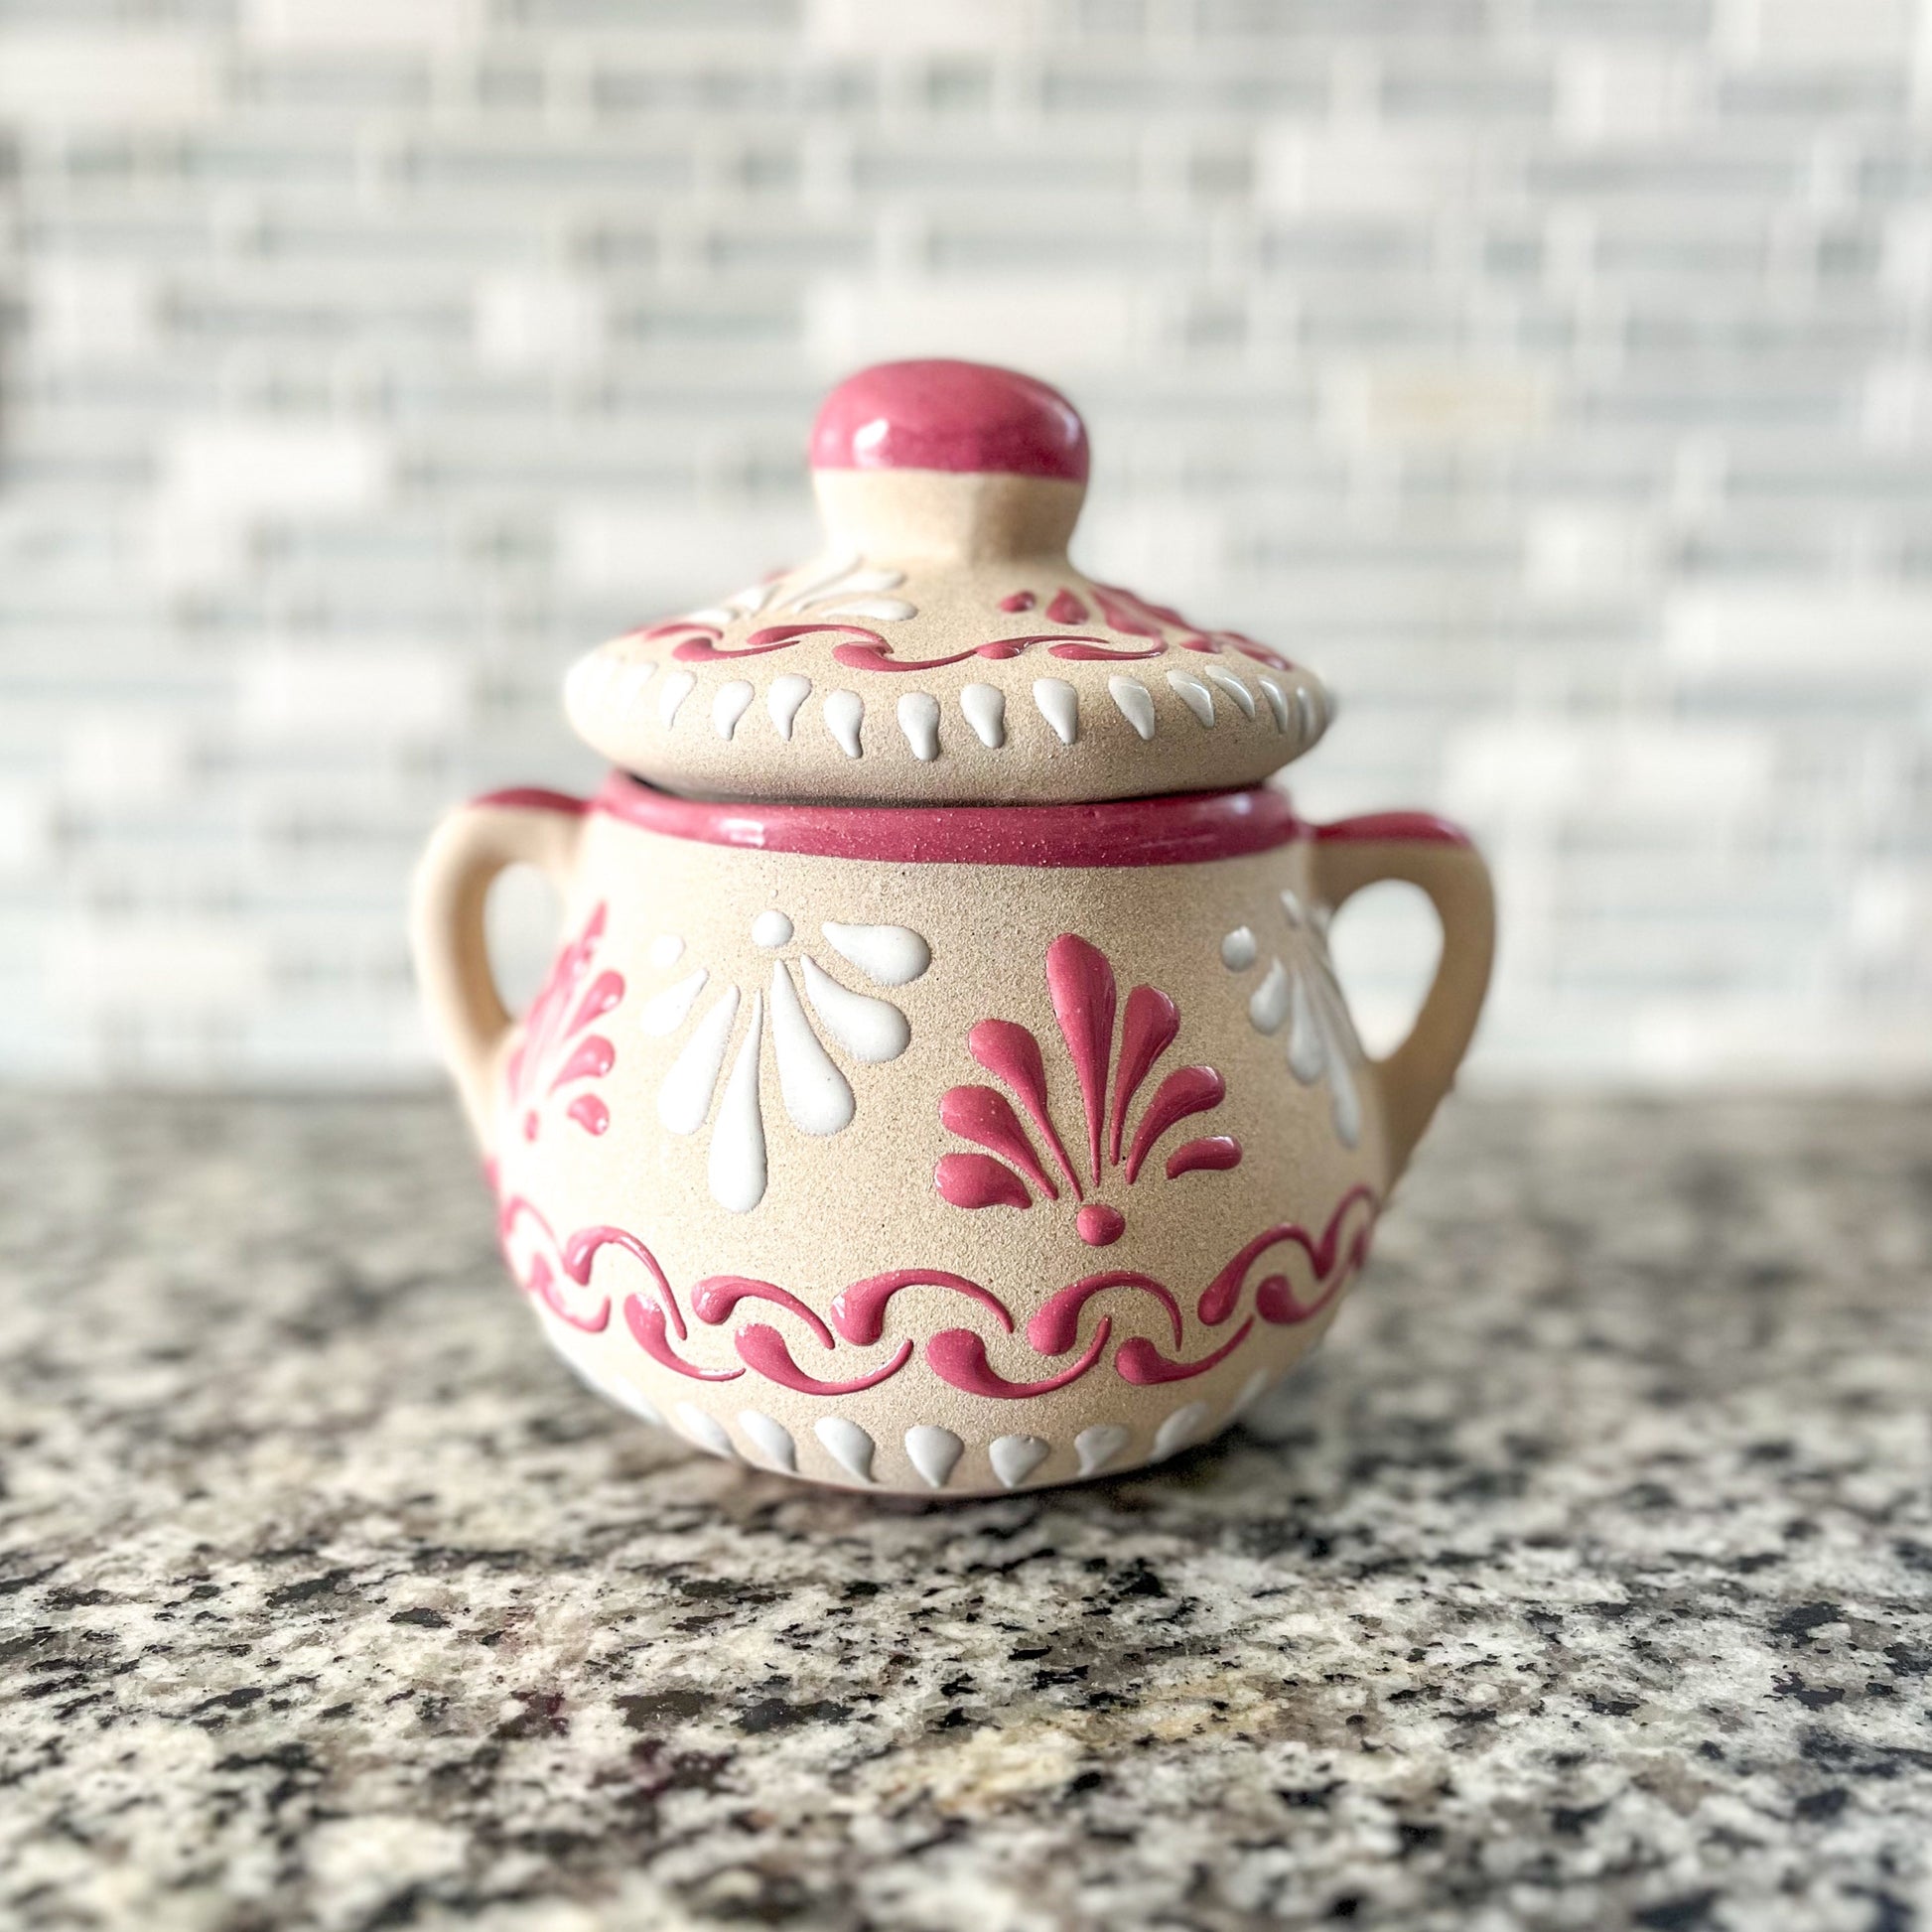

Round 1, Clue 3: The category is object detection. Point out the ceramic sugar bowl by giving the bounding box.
[411,359,1495,1498]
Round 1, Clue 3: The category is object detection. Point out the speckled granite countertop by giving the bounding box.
[2,1095,1928,1932]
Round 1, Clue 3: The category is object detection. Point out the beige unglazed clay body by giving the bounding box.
[412,778,1493,1496]
[411,357,1497,1496]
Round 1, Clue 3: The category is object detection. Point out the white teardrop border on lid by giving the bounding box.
[560,549,1332,779]
[567,652,1325,768]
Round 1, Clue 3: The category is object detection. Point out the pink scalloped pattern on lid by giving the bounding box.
[808,359,1090,483]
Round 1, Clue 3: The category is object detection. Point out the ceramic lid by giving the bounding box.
[563,359,1330,805]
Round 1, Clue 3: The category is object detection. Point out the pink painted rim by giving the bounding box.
[476,777,1294,867]
[474,782,1471,869]
[1310,810,1473,848]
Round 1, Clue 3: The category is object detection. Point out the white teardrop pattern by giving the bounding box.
[768,961,854,1135]
[767,674,812,741]
[658,985,740,1134]
[1248,957,1291,1035]
[820,920,930,987]
[904,1425,964,1490]
[959,682,1006,749]
[816,1416,877,1484]
[1292,958,1364,1150]
[645,908,930,1212]
[638,967,708,1038]
[708,995,767,1212]
[799,956,910,1062]
[739,1410,797,1472]
[1220,894,1365,1150]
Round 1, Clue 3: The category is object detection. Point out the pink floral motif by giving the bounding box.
[502,902,623,1142]
[829,629,1165,672]
[671,621,879,663]
[934,934,1241,1248]
[621,586,1297,674]
[994,578,1300,673]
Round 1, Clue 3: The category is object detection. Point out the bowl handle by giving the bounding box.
[1310,812,1495,1182]
[409,788,591,1152]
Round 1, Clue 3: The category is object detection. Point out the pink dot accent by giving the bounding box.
[1075,1204,1125,1247]
[809,359,1090,483]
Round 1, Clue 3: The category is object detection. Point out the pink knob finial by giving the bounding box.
[809,359,1089,483]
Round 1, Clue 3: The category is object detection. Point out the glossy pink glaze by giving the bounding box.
[968,1019,1079,1193]
[1123,1065,1225,1184]
[808,358,1089,483]
[1196,1183,1379,1326]
[632,619,720,649]
[998,590,1036,612]
[580,773,1305,868]
[550,1033,615,1091]
[1314,810,1474,848]
[925,1321,1112,1399]
[1106,985,1179,1167]
[1045,588,1088,623]
[1165,1134,1242,1178]
[623,1296,743,1382]
[1028,1272,1183,1354]
[937,935,1243,1249]
[496,1194,613,1333]
[672,623,863,662]
[1116,1317,1255,1386]
[566,971,623,1035]
[1089,582,1175,639]
[830,631,1164,672]
[829,1268,1014,1346]
[1041,638,1166,662]
[734,1326,913,1395]
[474,786,590,816]
[482,783,1476,871]
[503,902,621,1143]
[934,1152,1034,1211]
[1045,934,1116,1186]
[689,1275,836,1351]
[566,1224,683,1336]
[493,1178,1378,1402]
[1075,1203,1126,1247]
[833,635,1028,673]
[938,1085,1058,1200]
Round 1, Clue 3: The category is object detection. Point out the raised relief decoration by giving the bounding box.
[642,913,932,1213]
[412,360,1496,1499]
[934,933,1242,1247]
[493,1176,1381,1459]
[502,902,622,1141]
[1222,890,1364,1149]
[562,548,1327,770]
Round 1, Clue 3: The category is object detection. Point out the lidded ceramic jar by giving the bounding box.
[412,359,1494,1497]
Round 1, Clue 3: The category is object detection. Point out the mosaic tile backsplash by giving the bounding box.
[2,0,1929,1086]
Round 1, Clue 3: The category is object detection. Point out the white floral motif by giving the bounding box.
[645,914,931,1213]
[688,552,916,626]
[1221,892,1363,1149]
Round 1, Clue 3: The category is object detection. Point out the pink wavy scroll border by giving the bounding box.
[494,1182,1379,1401]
